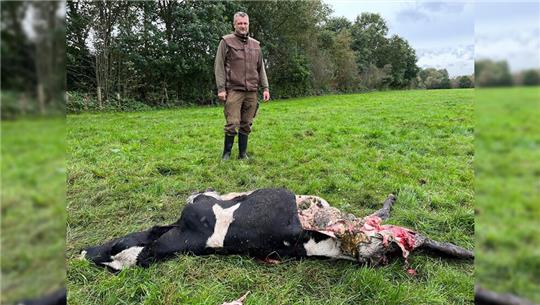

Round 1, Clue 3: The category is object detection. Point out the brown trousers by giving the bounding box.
[224,90,258,136]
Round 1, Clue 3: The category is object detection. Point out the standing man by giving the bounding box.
[214,11,270,160]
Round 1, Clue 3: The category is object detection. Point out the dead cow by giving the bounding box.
[81,188,473,271]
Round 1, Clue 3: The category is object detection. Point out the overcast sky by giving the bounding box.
[325,1,540,76]
[475,2,540,72]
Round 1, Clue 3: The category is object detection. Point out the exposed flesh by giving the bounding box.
[295,195,417,264]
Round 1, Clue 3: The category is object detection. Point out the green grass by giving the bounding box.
[67,89,474,304]
[1,118,66,303]
[475,86,540,303]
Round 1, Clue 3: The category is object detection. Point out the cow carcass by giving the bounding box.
[81,188,473,271]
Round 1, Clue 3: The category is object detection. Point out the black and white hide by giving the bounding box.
[81,188,473,272]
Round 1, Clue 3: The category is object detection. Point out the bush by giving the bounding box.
[416,68,451,89]
[475,59,513,87]
[458,76,474,88]
[66,91,153,113]
[0,91,39,120]
[1,91,23,120]
[522,69,540,86]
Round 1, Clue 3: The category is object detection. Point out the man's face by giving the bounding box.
[234,16,249,36]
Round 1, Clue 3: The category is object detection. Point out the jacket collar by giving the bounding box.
[234,32,249,43]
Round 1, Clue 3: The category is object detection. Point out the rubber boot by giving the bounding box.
[222,134,235,160]
[238,133,249,160]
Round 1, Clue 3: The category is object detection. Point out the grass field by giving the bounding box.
[475,86,540,303]
[66,89,474,304]
[1,118,66,303]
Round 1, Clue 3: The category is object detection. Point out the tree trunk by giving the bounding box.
[93,1,125,108]
[164,85,169,103]
[37,83,46,114]
[83,94,88,111]
[97,86,102,108]
[19,92,28,115]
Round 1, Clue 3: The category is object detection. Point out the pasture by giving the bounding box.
[475,87,540,303]
[1,118,66,303]
[67,89,474,304]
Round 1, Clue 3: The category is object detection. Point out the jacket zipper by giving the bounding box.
[244,43,247,90]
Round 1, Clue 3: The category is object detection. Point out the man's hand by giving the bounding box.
[218,91,227,102]
[263,90,270,102]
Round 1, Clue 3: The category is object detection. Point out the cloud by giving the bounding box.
[396,2,467,24]
[325,1,475,76]
[474,2,539,71]
[476,31,540,54]
[476,28,540,71]
[416,45,474,76]
[396,8,430,23]
[419,2,465,13]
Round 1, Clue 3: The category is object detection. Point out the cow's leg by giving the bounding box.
[368,194,396,221]
[136,228,207,267]
[414,235,474,259]
[82,225,176,271]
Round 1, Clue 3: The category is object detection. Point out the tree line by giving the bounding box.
[475,59,540,87]
[1,1,65,118]
[64,0,440,112]
[11,1,533,117]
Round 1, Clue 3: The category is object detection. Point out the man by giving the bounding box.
[214,12,270,160]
